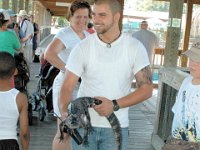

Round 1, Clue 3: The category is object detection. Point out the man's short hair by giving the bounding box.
[94,0,122,15]
[0,52,16,79]
[141,20,148,25]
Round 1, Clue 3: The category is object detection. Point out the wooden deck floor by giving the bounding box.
[23,31,157,150]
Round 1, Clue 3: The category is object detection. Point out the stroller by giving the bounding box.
[30,60,59,122]
[14,53,32,124]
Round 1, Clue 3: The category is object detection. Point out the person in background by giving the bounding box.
[6,10,31,48]
[29,14,39,60]
[17,10,34,62]
[6,9,17,29]
[0,9,21,56]
[87,22,95,34]
[44,0,92,150]
[0,9,21,88]
[59,0,153,150]
[132,20,159,63]
[162,40,200,150]
[0,51,30,150]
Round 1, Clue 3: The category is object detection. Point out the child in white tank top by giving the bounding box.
[0,51,30,150]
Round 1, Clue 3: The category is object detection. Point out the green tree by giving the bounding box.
[0,0,3,9]
[151,1,169,12]
[57,17,69,27]
[136,0,152,11]
[126,0,169,12]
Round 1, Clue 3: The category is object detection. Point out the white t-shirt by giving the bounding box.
[52,26,89,117]
[172,75,200,142]
[66,33,150,128]
[54,26,89,63]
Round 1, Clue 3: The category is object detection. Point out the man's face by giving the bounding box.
[29,15,34,22]
[92,3,114,34]
[140,24,148,29]
[189,59,200,79]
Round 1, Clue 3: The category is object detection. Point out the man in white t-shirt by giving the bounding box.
[59,0,153,150]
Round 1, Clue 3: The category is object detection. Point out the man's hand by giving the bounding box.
[93,97,114,116]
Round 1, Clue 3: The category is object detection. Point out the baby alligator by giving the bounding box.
[59,97,122,150]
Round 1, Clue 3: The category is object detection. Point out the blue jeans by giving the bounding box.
[71,127,128,150]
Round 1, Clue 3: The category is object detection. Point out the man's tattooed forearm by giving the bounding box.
[135,66,152,87]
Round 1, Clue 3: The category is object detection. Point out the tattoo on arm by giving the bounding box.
[135,66,152,87]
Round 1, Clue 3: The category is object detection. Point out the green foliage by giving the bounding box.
[151,1,169,12]
[0,1,3,9]
[135,0,170,12]
[136,0,152,11]
[57,17,69,27]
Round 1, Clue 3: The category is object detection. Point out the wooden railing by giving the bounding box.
[151,48,183,74]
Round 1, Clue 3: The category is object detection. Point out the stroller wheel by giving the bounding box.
[28,103,33,125]
[39,107,46,121]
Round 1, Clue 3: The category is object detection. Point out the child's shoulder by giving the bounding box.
[16,91,27,101]
[16,91,28,108]
[181,75,192,85]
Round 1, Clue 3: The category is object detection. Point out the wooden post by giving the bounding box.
[12,0,18,14]
[34,1,40,24]
[163,0,184,67]
[181,0,193,67]
[2,0,9,9]
[25,0,29,13]
[19,0,24,10]
[32,0,35,15]
[119,0,124,31]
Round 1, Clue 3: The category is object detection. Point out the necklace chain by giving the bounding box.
[98,32,121,48]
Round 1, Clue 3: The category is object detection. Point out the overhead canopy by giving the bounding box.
[37,0,125,17]
[38,0,94,16]
[154,0,200,4]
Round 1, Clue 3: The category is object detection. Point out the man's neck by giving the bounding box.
[98,29,121,44]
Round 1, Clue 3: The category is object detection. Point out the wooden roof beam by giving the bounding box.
[154,0,200,4]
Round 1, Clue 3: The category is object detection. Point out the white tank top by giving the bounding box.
[0,88,19,140]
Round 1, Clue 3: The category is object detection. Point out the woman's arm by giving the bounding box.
[44,38,66,71]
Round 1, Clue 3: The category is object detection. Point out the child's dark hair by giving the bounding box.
[0,52,16,79]
[0,12,9,27]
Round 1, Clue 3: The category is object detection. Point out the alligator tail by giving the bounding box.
[107,113,122,150]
